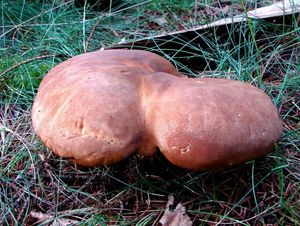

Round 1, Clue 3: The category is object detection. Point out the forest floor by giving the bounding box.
[0,0,299,225]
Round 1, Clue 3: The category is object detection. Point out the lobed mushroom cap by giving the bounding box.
[32,50,282,170]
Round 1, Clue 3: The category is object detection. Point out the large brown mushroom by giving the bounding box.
[32,50,282,170]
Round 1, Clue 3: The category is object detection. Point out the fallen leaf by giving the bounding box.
[153,17,168,26]
[159,195,192,226]
[30,211,79,226]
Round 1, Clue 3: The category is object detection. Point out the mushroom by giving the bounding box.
[31,50,282,170]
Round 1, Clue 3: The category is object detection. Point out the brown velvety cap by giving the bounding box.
[145,74,282,170]
[32,49,282,170]
[32,50,178,166]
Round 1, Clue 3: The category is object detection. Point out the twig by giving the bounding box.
[85,18,102,52]
[0,55,55,79]
[16,173,36,222]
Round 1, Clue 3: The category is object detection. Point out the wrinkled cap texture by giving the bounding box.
[32,50,282,170]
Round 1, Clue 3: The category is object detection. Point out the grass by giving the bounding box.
[0,0,299,225]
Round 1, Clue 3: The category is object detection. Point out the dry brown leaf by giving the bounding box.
[30,211,79,226]
[159,195,192,226]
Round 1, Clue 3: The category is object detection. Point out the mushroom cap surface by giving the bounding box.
[146,74,282,170]
[32,50,282,170]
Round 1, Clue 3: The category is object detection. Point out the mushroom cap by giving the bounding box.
[32,50,282,170]
[146,73,282,170]
[32,50,179,166]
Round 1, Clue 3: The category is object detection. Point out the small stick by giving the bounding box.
[0,54,55,79]
[85,18,102,52]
